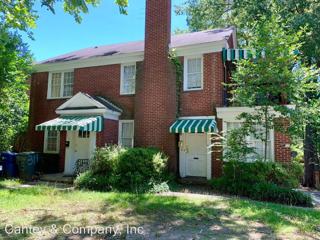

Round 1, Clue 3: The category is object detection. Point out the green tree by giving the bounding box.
[176,0,320,61]
[178,0,320,186]
[0,28,32,151]
[0,0,128,151]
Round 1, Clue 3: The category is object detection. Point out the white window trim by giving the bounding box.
[222,121,275,161]
[183,55,204,91]
[120,63,136,95]
[43,130,60,154]
[47,70,74,99]
[118,120,134,147]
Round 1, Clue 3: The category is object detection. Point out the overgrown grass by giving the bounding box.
[0,180,319,239]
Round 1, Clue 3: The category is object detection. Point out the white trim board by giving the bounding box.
[43,130,60,154]
[216,105,295,122]
[120,63,136,95]
[183,55,204,91]
[118,120,134,147]
[55,92,121,120]
[179,116,216,120]
[47,70,74,100]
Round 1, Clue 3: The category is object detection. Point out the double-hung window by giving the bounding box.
[119,120,134,148]
[48,71,74,99]
[184,56,203,91]
[226,122,273,161]
[120,63,136,95]
[44,131,60,153]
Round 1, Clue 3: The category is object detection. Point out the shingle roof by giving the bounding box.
[91,96,123,113]
[39,27,234,64]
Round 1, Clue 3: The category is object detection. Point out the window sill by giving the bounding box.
[47,96,72,100]
[183,88,203,92]
[120,93,135,96]
[43,151,59,154]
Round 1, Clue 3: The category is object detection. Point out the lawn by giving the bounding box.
[0,180,319,240]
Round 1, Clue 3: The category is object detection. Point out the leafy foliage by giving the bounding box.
[1,0,128,34]
[178,1,320,166]
[74,146,170,193]
[176,0,320,62]
[250,182,312,207]
[0,28,32,151]
[0,0,128,151]
[210,160,311,207]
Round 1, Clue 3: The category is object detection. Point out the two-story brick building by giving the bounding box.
[28,0,291,179]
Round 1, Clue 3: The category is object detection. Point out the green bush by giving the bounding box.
[74,146,169,193]
[74,171,111,191]
[250,182,312,207]
[210,160,311,207]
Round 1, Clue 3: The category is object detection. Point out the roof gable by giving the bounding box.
[57,92,122,113]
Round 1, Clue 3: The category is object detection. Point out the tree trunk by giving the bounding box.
[304,124,315,187]
[264,107,268,162]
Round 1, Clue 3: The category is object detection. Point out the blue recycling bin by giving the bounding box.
[0,152,18,178]
[0,160,4,178]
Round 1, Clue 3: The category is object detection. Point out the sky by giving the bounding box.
[23,0,188,61]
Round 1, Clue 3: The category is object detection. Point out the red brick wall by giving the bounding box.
[96,119,119,147]
[274,118,291,163]
[180,52,224,117]
[179,52,224,178]
[227,33,235,48]
[28,72,66,152]
[74,65,135,119]
[135,0,178,172]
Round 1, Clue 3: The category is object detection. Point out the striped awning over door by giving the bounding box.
[222,48,265,62]
[169,118,217,133]
[35,115,103,132]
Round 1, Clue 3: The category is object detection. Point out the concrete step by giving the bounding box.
[40,173,74,184]
[178,177,209,185]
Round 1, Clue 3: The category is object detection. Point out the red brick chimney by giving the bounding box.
[135,0,177,172]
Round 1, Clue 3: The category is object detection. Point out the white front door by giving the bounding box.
[64,131,96,175]
[179,133,209,178]
[75,131,91,160]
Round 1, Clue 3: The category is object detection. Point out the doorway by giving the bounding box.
[64,131,96,175]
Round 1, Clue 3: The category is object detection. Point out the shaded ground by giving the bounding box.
[0,180,319,240]
[298,187,320,208]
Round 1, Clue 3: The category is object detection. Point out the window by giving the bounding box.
[119,120,134,148]
[78,131,90,138]
[226,122,273,161]
[48,71,74,99]
[184,56,203,91]
[120,64,136,95]
[44,131,60,153]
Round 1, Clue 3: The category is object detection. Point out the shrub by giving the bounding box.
[74,171,111,191]
[210,160,311,207]
[148,181,170,194]
[115,148,168,192]
[90,145,124,176]
[250,182,312,207]
[74,146,169,193]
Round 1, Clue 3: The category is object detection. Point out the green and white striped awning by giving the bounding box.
[222,48,265,62]
[169,118,217,133]
[35,115,103,132]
